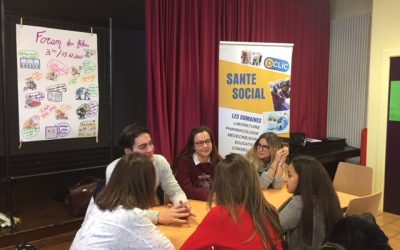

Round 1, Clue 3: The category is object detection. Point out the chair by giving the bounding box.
[345,192,382,216]
[333,162,373,196]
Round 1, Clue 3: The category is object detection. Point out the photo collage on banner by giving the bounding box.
[16,24,99,142]
[218,42,293,157]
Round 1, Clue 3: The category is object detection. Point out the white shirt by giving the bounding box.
[192,153,211,165]
[71,204,175,250]
[105,154,187,223]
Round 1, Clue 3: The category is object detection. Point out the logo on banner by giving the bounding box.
[264,57,289,72]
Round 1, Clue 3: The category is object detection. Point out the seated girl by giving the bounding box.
[246,132,289,189]
[174,125,222,201]
[71,153,175,250]
[279,155,342,250]
[181,153,283,250]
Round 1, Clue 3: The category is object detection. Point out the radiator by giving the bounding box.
[328,14,371,150]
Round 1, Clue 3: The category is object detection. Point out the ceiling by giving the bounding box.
[4,0,145,29]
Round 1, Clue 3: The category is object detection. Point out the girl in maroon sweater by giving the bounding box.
[181,153,283,250]
[173,126,222,201]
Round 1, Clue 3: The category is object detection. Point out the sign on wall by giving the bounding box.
[218,42,293,157]
[389,81,400,121]
[16,24,99,142]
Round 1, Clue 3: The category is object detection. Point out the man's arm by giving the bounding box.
[151,203,191,225]
[154,155,187,204]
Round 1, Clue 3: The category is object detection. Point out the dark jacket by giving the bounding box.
[322,213,392,250]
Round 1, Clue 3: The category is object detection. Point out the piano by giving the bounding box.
[281,134,361,179]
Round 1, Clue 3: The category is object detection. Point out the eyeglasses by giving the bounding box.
[257,144,270,151]
[194,139,212,147]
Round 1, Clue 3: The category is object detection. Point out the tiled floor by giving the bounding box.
[376,211,400,249]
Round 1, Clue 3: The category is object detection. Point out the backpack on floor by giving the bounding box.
[320,213,392,250]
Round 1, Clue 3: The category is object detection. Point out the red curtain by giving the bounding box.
[146,0,330,163]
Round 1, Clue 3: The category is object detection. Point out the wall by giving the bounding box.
[368,0,400,197]
[330,0,400,210]
[327,14,371,151]
[112,28,147,146]
[328,1,372,162]
[330,0,372,20]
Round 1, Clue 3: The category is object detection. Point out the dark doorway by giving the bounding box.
[384,56,400,214]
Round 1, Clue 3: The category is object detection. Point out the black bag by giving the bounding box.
[15,240,37,250]
[65,177,101,217]
[321,213,392,250]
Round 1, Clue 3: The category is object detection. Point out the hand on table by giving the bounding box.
[157,201,195,225]
[180,200,196,217]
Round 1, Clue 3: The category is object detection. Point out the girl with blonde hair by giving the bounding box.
[246,132,289,189]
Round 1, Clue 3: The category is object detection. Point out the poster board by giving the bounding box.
[16,24,99,142]
[389,81,400,121]
[218,42,293,157]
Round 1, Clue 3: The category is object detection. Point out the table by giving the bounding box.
[155,189,359,249]
[262,188,358,211]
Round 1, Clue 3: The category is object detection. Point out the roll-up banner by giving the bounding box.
[218,41,293,157]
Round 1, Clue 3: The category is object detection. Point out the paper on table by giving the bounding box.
[306,138,322,143]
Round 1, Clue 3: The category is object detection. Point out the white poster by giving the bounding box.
[16,24,99,142]
[219,42,293,157]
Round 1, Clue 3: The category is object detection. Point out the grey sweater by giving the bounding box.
[246,151,285,189]
[279,195,326,250]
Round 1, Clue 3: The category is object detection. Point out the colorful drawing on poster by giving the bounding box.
[78,120,96,137]
[76,103,90,119]
[23,77,37,91]
[20,58,40,69]
[55,109,68,120]
[21,115,41,139]
[57,122,71,137]
[25,92,45,108]
[75,87,90,100]
[45,125,58,139]
[71,66,82,77]
[88,84,99,97]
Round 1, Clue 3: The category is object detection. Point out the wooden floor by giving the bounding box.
[0,200,82,250]
[376,211,400,249]
[10,211,399,250]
